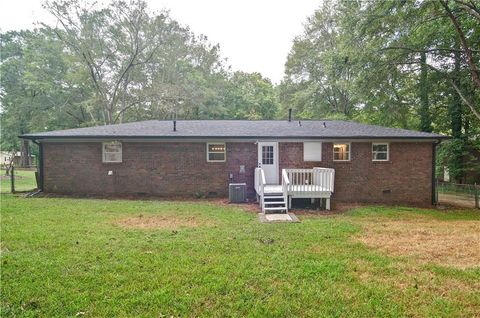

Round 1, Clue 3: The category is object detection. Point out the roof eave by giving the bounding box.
[19,134,450,141]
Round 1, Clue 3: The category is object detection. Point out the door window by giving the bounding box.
[262,146,274,165]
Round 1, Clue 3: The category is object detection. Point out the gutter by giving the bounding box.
[432,139,441,205]
[30,140,44,192]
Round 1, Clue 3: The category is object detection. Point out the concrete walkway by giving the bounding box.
[258,213,300,223]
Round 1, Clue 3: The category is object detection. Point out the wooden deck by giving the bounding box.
[255,167,335,212]
[264,184,331,194]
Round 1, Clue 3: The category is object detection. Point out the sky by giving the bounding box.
[0,0,321,84]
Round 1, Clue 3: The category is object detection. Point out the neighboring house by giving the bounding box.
[0,151,35,167]
[20,119,447,210]
[0,152,15,166]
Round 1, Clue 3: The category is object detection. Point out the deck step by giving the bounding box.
[263,201,285,205]
[264,207,287,211]
[263,195,284,199]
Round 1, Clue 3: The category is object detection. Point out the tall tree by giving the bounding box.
[43,0,167,124]
[224,72,279,120]
[419,51,432,132]
[279,0,359,119]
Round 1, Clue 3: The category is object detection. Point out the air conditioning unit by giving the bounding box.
[229,183,246,203]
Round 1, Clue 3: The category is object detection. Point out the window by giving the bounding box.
[102,141,122,163]
[304,142,322,161]
[372,143,389,161]
[262,145,274,164]
[333,143,350,161]
[207,143,226,162]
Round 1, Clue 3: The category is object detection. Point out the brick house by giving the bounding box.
[21,119,447,211]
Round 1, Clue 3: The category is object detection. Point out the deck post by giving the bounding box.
[326,198,331,210]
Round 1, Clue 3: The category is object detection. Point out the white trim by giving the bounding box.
[333,142,351,162]
[372,142,390,161]
[102,141,122,163]
[206,142,226,162]
[257,142,279,184]
[303,141,322,161]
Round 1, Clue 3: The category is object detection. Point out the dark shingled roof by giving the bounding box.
[21,120,448,140]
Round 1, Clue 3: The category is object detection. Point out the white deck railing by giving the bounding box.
[283,167,335,210]
[254,167,266,196]
[283,167,335,194]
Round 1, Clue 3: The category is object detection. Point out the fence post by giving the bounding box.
[475,183,479,209]
[10,166,15,193]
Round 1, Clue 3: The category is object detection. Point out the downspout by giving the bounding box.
[432,140,440,205]
[31,139,44,192]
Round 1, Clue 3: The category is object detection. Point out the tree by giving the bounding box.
[43,0,169,124]
[279,0,359,120]
[224,72,279,120]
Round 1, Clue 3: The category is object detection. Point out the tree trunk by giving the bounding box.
[451,47,465,183]
[419,51,432,132]
[20,139,31,168]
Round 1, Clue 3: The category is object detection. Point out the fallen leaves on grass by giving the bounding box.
[356,217,480,269]
[115,214,214,230]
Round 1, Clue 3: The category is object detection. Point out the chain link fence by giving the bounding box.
[437,181,479,209]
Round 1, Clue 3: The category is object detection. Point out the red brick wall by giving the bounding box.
[279,142,433,207]
[43,142,257,198]
[43,141,433,206]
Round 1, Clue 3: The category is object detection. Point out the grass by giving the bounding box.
[1,195,479,317]
[0,169,37,193]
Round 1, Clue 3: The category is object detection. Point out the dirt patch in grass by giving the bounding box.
[115,214,214,230]
[356,217,480,269]
[438,193,476,209]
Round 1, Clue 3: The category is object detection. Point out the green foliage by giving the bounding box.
[0,1,277,151]
[279,0,479,179]
[224,72,279,119]
[280,1,360,119]
[437,138,480,183]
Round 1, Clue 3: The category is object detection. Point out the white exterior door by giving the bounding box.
[258,142,279,184]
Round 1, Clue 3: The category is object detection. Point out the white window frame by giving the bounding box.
[333,142,351,162]
[372,142,389,161]
[303,142,322,161]
[206,142,226,162]
[102,141,122,163]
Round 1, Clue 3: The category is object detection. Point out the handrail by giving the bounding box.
[260,169,266,186]
[255,167,266,195]
[255,167,267,211]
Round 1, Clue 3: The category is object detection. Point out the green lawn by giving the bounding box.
[0,169,37,193]
[1,195,479,317]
